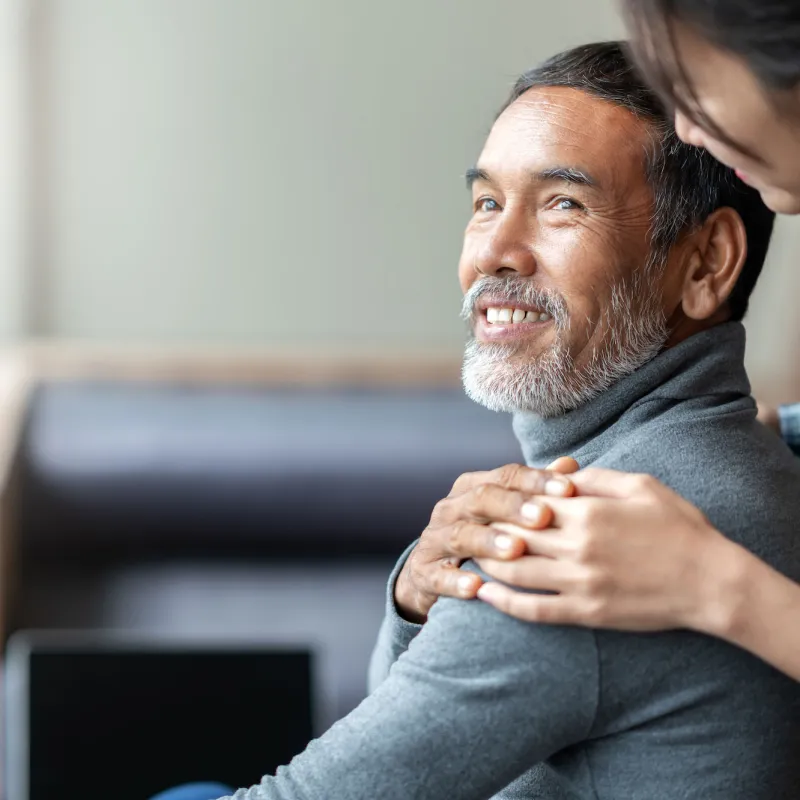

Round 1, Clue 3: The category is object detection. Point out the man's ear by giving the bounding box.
[681,207,747,321]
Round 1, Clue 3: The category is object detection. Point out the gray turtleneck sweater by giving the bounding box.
[223,323,800,800]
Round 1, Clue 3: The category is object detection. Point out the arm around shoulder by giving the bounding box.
[705,537,800,682]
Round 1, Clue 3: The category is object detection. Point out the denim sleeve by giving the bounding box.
[778,404,800,456]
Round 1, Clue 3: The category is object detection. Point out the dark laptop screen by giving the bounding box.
[7,641,313,800]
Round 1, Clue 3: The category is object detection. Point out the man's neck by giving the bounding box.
[512,321,750,469]
[664,308,732,350]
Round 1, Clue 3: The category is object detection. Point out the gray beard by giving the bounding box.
[461,271,669,417]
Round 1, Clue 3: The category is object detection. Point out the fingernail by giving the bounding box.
[477,583,502,604]
[494,534,515,552]
[520,501,544,524]
[545,478,571,496]
[458,574,477,596]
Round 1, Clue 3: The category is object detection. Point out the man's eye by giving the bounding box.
[476,197,500,213]
[552,197,584,211]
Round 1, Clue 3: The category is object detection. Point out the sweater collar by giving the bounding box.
[512,322,751,468]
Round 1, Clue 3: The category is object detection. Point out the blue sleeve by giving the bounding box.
[778,403,800,456]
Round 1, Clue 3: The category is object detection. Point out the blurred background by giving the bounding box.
[0,1,799,798]
[0,0,794,370]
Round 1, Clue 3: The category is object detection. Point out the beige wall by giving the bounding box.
[27,0,625,349]
[746,217,800,399]
[0,0,28,340]
[14,0,800,394]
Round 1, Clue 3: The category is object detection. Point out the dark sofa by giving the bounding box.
[5,369,522,730]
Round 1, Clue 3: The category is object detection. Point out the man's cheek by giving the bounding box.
[559,293,602,348]
[457,244,479,292]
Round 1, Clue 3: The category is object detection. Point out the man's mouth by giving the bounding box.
[484,306,552,325]
[475,301,555,343]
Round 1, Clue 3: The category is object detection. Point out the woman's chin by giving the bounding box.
[758,184,800,215]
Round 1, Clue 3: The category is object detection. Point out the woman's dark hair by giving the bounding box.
[502,41,775,321]
[623,1,800,149]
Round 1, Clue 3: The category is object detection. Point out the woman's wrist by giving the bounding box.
[685,527,800,681]
[690,528,754,640]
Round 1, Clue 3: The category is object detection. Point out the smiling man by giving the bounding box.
[201,42,800,800]
[457,65,727,421]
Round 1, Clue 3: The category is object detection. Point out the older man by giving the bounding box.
[166,41,799,800]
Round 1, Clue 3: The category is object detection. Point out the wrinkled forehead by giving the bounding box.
[479,86,653,191]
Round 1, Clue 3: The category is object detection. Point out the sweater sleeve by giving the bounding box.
[366,541,423,694]
[218,563,599,800]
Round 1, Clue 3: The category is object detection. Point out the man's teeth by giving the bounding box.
[485,307,552,324]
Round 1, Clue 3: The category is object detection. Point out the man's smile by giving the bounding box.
[474,297,555,343]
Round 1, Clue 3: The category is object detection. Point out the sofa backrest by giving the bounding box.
[18,381,523,562]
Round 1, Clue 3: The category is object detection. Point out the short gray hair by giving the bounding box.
[498,41,775,321]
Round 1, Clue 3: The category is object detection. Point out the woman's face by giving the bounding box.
[669,21,800,214]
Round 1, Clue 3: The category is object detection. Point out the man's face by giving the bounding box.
[459,86,674,416]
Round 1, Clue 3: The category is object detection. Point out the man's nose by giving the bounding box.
[674,110,704,148]
[473,216,537,278]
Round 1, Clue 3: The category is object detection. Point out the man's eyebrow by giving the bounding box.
[465,165,599,189]
[536,166,598,188]
[465,167,491,188]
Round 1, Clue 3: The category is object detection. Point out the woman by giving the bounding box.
[403,0,800,683]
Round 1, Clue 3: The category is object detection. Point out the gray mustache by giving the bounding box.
[460,277,568,328]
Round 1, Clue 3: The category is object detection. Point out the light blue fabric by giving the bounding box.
[778,402,800,456]
[150,783,234,800]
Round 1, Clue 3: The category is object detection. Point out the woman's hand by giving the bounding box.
[757,401,780,434]
[393,458,579,623]
[397,463,800,681]
[475,469,742,635]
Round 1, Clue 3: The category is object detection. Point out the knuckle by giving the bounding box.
[516,599,541,622]
[431,496,454,523]
[574,528,600,562]
[507,593,537,621]
[432,568,457,597]
[450,471,475,496]
[575,500,601,529]
[447,519,469,552]
[583,596,610,626]
[501,593,521,616]
[483,560,513,584]
[470,482,497,512]
[472,482,492,501]
[494,463,523,488]
[468,482,517,519]
[503,560,528,585]
[526,598,555,623]
[632,472,657,493]
[582,566,610,595]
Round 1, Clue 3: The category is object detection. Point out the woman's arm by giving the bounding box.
[716,542,800,682]
[474,469,800,682]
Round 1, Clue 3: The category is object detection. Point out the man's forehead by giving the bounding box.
[478,86,650,178]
